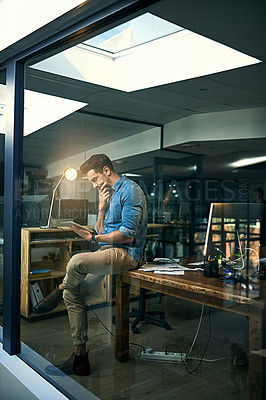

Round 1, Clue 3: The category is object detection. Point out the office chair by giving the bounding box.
[129,288,171,334]
[128,231,173,333]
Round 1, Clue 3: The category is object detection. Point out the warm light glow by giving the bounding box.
[231,156,266,168]
[64,168,77,181]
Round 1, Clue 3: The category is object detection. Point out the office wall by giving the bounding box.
[45,107,266,181]
[164,106,266,147]
[45,126,161,179]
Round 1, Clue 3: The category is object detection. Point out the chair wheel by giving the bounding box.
[132,326,140,334]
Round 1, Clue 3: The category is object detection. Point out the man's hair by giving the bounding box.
[80,154,115,174]
[255,186,264,197]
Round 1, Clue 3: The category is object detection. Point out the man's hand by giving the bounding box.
[98,182,111,211]
[70,224,93,241]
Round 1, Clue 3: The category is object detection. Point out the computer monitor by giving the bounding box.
[22,195,50,227]
[56,199,89,225]
[203,202,264,268]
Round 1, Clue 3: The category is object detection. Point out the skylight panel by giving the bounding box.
[83,13,183,53]
[31,13,261,92]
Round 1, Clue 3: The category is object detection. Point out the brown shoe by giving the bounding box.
[33,286,63,314]
[45,352,91,376]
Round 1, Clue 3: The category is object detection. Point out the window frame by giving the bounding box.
[1,0,159,355]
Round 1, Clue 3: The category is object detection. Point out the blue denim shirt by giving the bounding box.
[96,176,147,263]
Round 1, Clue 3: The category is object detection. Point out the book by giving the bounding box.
[29,284,37,307]
[30,269,52,279]
[30,282,44,306]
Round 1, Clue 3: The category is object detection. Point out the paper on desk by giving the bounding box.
[153,257,180,263]
[154,270,185,275]
[188,261,204,266]
[139,264,190,271]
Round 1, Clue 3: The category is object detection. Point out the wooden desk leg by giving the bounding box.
[115,277,130,362]
[249,306,266,400]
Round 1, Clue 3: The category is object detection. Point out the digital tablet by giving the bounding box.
[59,221,94,233]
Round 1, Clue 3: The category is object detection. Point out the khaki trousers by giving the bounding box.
[62,247,138,345]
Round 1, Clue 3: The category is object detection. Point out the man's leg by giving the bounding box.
[45,274,102,376]
[60,248,137,354]
[63,274,104,352]
[61,247,137,291]
[43,248,137,375]
[34,248,137,314]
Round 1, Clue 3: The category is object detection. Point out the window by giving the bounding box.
[1,1,266,399]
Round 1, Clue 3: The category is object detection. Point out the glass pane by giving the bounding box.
[22,51,158,397]
[84,12,183,53]
[0,68,5,331]
[16,7,266,400]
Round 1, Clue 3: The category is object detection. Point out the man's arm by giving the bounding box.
[95,230,134,244]
[95,182,111,234]
[68,225,133,244]
[95,208,105,235]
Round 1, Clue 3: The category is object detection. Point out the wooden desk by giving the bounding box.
[115,262,266,400]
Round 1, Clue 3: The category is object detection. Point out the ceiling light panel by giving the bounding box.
[0,85,87,136]
[231,155,266,168]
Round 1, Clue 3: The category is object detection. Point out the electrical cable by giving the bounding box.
[185,307,212,374]
[164,307,212,375]
[217,243,260,275]
[53,228,144,350]
[44,230,217,366]
[188,356,231,362]
[55,227,71,258]
[90,304,223,371]
[244,247,260,272]
[88,308,145,351]
[162,307,212,374]
[216,248,233,265]
[225,246,260,276]
[187,304,204,358]
[91,305,231,369]
[89,308,116,337]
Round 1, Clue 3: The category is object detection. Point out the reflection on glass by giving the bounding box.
[14,9,264,400]
[204,202,264,276]
[0,117,3,329]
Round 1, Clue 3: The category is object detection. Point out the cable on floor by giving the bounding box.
[89,308,145,351]
[187,304,205,358]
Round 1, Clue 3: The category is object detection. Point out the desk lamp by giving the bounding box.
[42,167,77,229]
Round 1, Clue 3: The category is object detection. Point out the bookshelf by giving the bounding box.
[21,227,111,318]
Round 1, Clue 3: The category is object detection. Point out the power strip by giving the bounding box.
[139,348,186,363]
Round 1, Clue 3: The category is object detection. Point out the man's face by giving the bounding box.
[87,168,111,190]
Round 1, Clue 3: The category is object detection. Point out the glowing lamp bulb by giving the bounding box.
[64,168,77,181]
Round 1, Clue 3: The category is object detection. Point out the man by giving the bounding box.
[34,154,147,376]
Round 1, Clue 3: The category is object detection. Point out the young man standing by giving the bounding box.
[34,154,148,375]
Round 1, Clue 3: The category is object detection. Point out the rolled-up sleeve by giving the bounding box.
[119,185,144,238]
